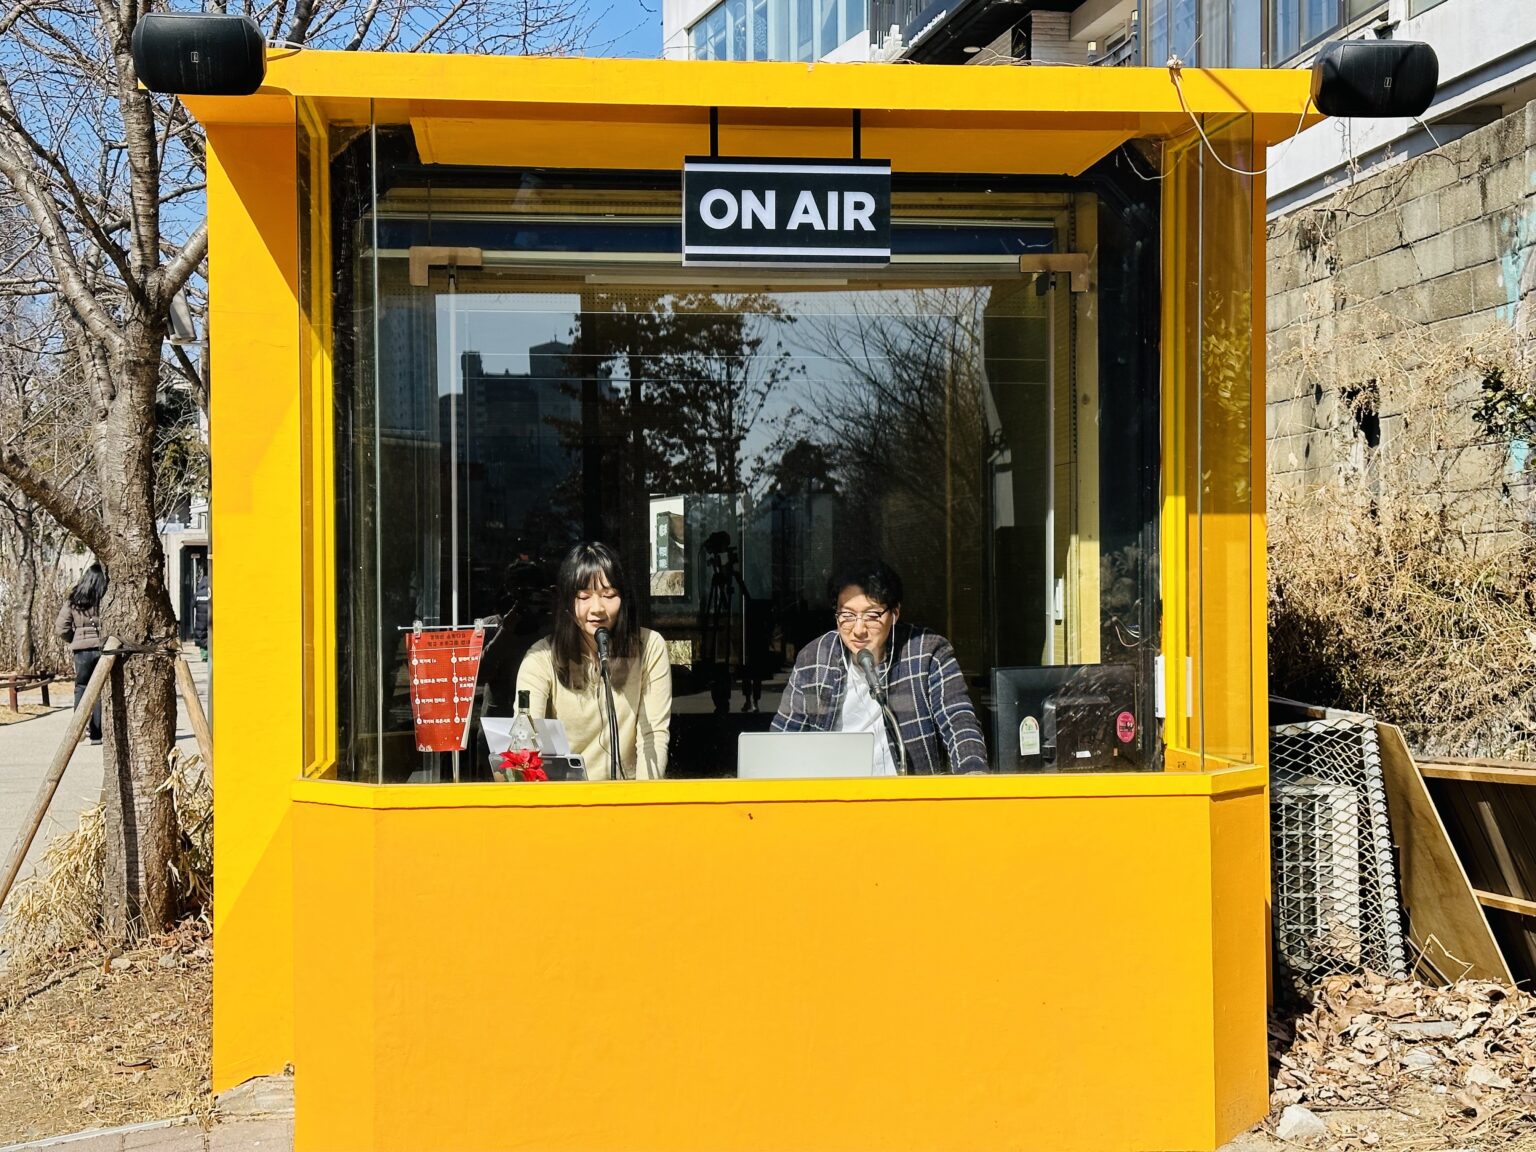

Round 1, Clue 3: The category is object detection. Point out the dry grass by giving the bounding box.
[0,748,212,987]
[0,701,58,725]
[0,920,212,1144]
[0,805,106,978]
[1268,304,1536,758]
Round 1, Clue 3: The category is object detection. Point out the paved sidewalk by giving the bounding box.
[0,652,210,940]
[0,1116,291,1152]
[0,1078,291,1152]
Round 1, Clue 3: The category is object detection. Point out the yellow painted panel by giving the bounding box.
[291,788,1265,1152]
[292,763,1266,809]
[1209,789,1271,1139]
[183,55,1322,147]
[293,803,375,1150]
[410,115,1133,174]
[207,119,302,1091]
[297,99,336,779]
[412,115,707,169]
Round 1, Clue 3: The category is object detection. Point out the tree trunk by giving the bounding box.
[98,326,180,943]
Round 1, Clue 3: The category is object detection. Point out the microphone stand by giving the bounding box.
[859,650,908,776]
[598,649,623,780]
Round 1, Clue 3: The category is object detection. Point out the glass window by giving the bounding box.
[751,0,769,58]
[820,0,841,54]
[1199,0,1228,65]
[1229,0,1260,68]
[1146,0,1168,65]
[1163,116,1258,767]
[729,0,748,60]
[692,0,869,60]
[1147,0,1265,67]
[843,0,865,43]
[1171,0,1196,60]
[709,7,728,57]
[1266,0,1384,62]
[323,130,1164,783]
[1409,0,1448,12]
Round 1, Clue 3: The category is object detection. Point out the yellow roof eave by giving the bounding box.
[184,51,1323,147]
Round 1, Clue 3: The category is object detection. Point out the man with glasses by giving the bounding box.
[771,560,988,774]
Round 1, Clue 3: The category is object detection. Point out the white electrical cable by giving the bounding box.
[1166,57,1315,178]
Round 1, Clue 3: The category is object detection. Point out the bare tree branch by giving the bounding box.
[0,138,123,349]
[344,0,384,50]
[0,101,143,304]
[0,444,111,557]
[156,220,207,302]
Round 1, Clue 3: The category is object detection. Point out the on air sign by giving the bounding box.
[683,158,891,266]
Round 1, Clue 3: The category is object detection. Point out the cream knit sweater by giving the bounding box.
[515,628,672,780]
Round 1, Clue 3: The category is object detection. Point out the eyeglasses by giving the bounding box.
[834,607,890,629]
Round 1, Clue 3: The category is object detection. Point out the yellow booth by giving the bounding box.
[179,46,1334,1151]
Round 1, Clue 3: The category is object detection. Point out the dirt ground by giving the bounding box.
[0,920,212,1145]
[0,702,58,726]
[1229,1087,1536,1151]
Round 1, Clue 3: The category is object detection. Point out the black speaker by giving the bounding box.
[1310,40,1438,119]
[131,13,266,96]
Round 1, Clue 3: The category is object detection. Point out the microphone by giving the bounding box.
[855,648,885,704]
[856,647,907,775]
[595,626,611,666]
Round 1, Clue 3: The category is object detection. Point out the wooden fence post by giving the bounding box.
[174,654,213,772]
[0,638,122,912]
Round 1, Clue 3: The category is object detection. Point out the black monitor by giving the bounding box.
[991,664,1146,772]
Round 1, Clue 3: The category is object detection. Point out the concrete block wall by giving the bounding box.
[1265,99,1536,545]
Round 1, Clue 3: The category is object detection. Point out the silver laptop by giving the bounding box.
[737,731,878,779]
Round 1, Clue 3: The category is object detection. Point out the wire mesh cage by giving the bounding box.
[1270,705,1408,995]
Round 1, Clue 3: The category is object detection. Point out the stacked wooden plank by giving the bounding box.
[1417,756,1536,984]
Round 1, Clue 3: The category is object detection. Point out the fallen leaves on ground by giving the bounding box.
[1261,972,1536,1150]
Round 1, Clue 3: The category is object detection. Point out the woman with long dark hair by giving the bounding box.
[56,561,107,744]
[515,542,671,780]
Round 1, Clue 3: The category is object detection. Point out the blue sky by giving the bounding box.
[589,0,663,57]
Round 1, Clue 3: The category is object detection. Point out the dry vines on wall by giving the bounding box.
[1267,302,1536,759]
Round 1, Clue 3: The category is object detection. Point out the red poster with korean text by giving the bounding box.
[406,628,484,753]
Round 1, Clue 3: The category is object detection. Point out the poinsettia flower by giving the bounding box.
[498,748,546,780]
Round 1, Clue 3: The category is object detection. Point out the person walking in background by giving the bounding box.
[56,561,107,745]
[192,569,211,661]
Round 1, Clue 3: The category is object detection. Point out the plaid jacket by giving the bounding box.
[770,624,990,774]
